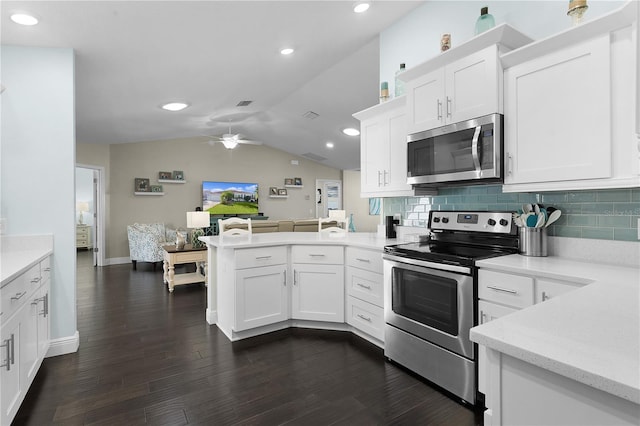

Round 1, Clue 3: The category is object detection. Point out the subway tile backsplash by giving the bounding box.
[383,185,640,242]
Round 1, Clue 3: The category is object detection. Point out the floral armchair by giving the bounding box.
[127,223,178,270]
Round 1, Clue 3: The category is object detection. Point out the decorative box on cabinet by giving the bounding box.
[76,225,92,249]
[345,247,384,344]
[291,245,344,323]
[502,1,639,192]
[353,96,415,198]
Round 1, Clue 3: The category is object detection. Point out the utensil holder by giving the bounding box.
[519,227,548,257]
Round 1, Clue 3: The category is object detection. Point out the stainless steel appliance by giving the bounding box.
[407,113,503,187]
[383,210,518,405]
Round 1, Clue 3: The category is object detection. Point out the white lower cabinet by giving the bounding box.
[346,296,384,341]
[292,263,344,323]
[234,265,287,332]
[0,255,51,426]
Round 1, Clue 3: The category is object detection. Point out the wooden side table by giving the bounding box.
[162,244,207,292]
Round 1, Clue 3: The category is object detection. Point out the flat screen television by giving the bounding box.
[202,181,259,215]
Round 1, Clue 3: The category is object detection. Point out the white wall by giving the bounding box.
[380,0,625,95]
[1,46,77,346]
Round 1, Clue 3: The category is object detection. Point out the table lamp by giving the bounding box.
[186,211,210,248]
[76,201,90,225]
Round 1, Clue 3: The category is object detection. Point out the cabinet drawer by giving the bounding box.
[291,245,343,265]
[40,257,51,284]
[345,247,383,274]
[346,296,384,342]
[346,266,383,307]
[235,246,287,269]
[478,269,534,309]
[1,270,31,319]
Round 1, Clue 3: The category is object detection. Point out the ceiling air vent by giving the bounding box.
[301,152,327,162]
[302,111,319,120]
[236,100,253,107]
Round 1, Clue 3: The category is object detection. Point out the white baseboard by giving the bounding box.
[106,257,131,266]
[206,308,218,325]
[46,330,79,357]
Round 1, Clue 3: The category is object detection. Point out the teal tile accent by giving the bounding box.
[393,186,638,242]
[597,215,630,228]
[614,229,639,241]
[596,189,631,202]
[582,227,614,240]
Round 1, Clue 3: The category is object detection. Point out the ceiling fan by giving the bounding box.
[204,123,262,150]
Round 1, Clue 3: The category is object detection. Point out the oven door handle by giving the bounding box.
[471,125,482,173]
[382,254,471,275]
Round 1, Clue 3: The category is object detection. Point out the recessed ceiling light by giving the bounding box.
[326,142,335,149]
[353,3,370,13]
[161,102,189,112]
[280,48,294,55]
[11,13,38,26]
[342,128,360,136]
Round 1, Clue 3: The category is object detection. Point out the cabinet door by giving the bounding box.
[360,118,385,194]
[477,300,518,395]
[22,290,39,385]
[385,108,413,192]
[234,265,288,332]
[535,278,580,304]
[504,35,611,185]
[346,266,383,308]
[406,68,445,134]
[292,264,344,323]
[446,45,500,124]
[36,284,50,360]
[1,315,22,426]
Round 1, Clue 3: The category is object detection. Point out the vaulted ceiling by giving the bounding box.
[1,1,423,170]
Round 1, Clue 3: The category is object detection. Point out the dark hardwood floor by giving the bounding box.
[13,251,482,425]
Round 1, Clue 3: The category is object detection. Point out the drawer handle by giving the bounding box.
[0,334,14,371]
[255,256,272,260]
[309,254,326,257]
[357,314,372,322]
[542,291,549,301]
[480,310,487,324]
[11,291,27,301]
[355,258,371,263]
[356,283,372,290]
[486,285,518,295]
[44,267,51,272]
[31,277,42,284]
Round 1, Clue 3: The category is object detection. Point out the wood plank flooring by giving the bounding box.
[13,251,482,425]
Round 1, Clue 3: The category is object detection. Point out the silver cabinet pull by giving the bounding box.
[44,293,49,317]
[542,291,549,301]
[308,254,325,257]
[446,96,452,118]
[355,258,370,263]
[487,285,518,295]
[507,154,513,176]
[437,99,443,120]
[31,277,42,284]
[44,267,51,272]
[377,170,382,187]
[0,334,14,371]
[357,314,372,322]
[11,291,27,301]
[383,170,389,186]
[480,310,487,324]
[283,270,287,287]
[356,283,372,290]
[293,270,297,286]
[255,255,272,260]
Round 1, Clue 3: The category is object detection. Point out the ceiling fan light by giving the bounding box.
[221,140,238,149]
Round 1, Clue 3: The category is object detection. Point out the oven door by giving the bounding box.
[407,113,502,186]
[383,255,475,360]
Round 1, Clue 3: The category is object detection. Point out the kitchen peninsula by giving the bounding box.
[199,232,399,345]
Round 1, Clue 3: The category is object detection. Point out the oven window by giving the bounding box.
[391,267,458,336]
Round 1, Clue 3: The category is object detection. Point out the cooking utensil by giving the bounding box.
[545,210,562,227]
[523,204,532,214]
[526,214,538,227]
[513,215,524,227]
[535,212,545,228]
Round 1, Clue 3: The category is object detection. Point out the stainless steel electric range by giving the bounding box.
[383,210,519,406]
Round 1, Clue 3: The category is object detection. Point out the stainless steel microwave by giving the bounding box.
[407,113,503,187]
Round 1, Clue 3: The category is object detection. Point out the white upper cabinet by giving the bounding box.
[502,1,639,192]
[406,45,501,133]
[354,96,415,198]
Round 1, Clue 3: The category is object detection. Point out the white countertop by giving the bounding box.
[200,232,400,251]
[1,248,53,287]
[471,254,640,404]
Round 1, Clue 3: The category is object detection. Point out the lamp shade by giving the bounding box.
[76,201,90,212]
[186,211,210,228]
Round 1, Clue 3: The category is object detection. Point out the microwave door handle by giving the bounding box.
[471,125,482,172]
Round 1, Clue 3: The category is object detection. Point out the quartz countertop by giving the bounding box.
[199,232,402,251]
[1,247,53,288]
[471,254,640,404]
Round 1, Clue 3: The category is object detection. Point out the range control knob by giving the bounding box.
[433,217,441,223]
[441,217,449,224]
[487,218,496,226]
[499,219,509,226]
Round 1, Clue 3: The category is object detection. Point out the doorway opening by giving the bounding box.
[75,164,106,267]
[315,179,342,218]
